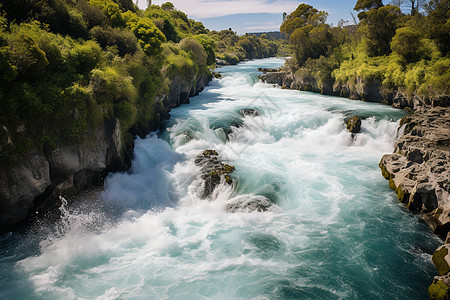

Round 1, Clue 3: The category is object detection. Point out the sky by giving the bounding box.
[137,1,371,35]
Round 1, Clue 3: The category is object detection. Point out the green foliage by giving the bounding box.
[123,11,166,56]
[391,27,422,63]
[0,0,279,166]
[179,38,207,69]
[424,0,450,55]
[89,0,125,28]
[161,2,175,11]
[68,40,102,76]
[193,34,216,66]
[280,4,328,38]
[90,26,138,56]
[359,5,402,57]
[7,33,49,81]
[353,0,384,11]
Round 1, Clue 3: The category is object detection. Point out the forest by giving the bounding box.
[280,0,449,105]
[0,0,282,166]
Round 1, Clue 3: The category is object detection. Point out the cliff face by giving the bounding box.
[0,73,211,233]
[379,107,450,237]
[259,69,449,109]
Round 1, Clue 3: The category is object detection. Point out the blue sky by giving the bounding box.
[141,1,378,35]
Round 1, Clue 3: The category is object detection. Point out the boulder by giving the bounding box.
[346,116,362,134]
[194,150,235,199]
[239,108,260,117]
[225,195,272,213]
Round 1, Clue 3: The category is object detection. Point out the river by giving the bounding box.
[0,58,441,299]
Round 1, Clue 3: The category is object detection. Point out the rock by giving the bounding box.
[225,195,272,213]
[0,149,51,231]
[194,150,235,199]
[213,72,222,79]
[379,107,450,295]
[258,68,280,73]
[239,108,260,117]
[346,116,362,134]
[259,71,287,86]
[379,107,450,235]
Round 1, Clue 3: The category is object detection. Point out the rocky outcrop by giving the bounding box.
[379,107,450,236]
[377,107,450,297]
[225,195,272,213]
[0,72,212,233]
[164,73,212,109]
[0,118,124,232]
[194,150,235,199]
[259,69,449,109]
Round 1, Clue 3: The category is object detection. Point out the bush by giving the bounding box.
[179,38,207,67]
[123,12,166,56]
[67,40,102,76]
[391,27,422,63]
[90,26,138,56]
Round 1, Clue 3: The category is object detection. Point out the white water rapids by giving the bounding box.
[0,58,441,300]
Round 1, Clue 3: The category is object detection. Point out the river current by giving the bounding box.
[0,58,441,299]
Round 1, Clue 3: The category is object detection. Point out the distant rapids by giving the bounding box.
[0,58,440,299]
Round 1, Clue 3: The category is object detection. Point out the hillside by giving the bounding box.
[0,0,282,232]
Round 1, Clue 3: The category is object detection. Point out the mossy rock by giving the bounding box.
[388,177,396,191]
[433,246,450,276]
[429,279,450,300]
[346,116,362,134]
[395,184,409,203]
[221,164,235,174]
[203,149,218,157]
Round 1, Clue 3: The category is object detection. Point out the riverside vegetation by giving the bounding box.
[258,1,449,298]
[0,0,284,232]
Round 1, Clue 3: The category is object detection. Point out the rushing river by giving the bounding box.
[0,58,441,299]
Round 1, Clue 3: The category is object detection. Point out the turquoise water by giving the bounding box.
[0,58,441,299]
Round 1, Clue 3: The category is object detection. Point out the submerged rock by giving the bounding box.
[346,116,362,134]
[225,195,272,213]
[239,108,260,117]
[194,150,235,199]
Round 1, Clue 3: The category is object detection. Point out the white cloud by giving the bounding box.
[150,0,300,19]
[244,22,280,32]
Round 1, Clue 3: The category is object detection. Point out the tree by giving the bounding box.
[122,12,166,56]
[354,0,384,11]
[161,2,175,11]
[359,5,402,56]
[424,0,449,55]
[280,4,327,38]
[391,27,422,62]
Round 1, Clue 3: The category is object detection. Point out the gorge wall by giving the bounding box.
[259,69,449,109]
[0,73,211,234]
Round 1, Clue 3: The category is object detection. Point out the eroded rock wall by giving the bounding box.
[0,72,211,233]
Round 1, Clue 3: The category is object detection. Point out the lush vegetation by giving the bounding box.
[280,0,449,102]
[0,1,281,165]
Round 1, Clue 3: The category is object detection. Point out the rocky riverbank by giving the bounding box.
[0,73,211,234]
[259,67,450,298]
[258,68,449,109]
